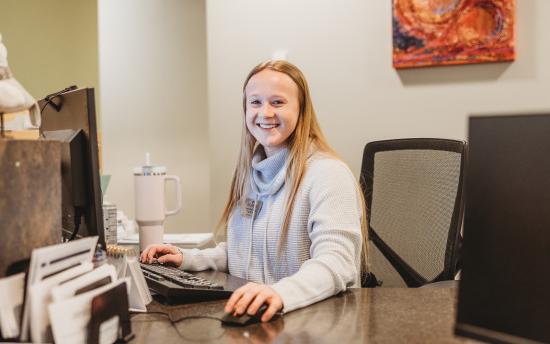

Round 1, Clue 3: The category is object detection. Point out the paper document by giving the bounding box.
[118,233,213,247]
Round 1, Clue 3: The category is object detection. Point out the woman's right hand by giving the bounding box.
[140,244,184,267]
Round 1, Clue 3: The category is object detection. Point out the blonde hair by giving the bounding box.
[218,60,369,276]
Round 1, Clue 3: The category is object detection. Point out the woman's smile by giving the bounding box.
[257,122,280,130]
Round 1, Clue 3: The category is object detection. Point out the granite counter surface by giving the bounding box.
[130,287,480,343]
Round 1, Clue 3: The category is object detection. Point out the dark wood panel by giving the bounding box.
[0,139,62,277]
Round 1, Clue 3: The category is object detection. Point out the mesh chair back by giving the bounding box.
[360,139,467,287]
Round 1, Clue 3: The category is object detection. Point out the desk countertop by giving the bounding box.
[130,287,478,343]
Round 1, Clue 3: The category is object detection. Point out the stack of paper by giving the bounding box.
[118,232,213,248]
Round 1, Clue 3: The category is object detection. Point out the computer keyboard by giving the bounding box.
[140,262,249,304]
[140,262,223,290]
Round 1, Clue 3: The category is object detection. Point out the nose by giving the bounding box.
[259,103,275,118]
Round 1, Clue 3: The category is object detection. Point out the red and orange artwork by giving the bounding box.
[392,0,515,69]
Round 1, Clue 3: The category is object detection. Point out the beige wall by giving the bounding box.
[0,0,98,102]
[206,0,550,224]
[98,0,209,233]
[4,0,550,235]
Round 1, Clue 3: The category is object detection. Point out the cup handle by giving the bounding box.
[164,175,182,216]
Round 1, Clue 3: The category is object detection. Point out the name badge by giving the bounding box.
[241,198,263,218]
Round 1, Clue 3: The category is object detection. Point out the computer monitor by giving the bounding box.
[455,113,550,343]
[42,129,87,227]
[38,87,105,247]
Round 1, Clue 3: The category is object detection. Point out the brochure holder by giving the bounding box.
[87,282,134,344]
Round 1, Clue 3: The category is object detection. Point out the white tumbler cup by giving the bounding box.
[134,154,182,252]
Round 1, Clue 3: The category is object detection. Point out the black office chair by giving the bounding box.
[360,139,467,287]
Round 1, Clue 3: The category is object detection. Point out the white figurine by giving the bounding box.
[0,33,41,128]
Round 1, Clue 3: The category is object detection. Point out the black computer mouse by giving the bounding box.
[221,304,270,326]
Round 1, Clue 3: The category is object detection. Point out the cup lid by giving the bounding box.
[134,152,166,175]
[133,165,166,175]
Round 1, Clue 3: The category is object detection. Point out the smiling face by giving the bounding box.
[244,69,301,157]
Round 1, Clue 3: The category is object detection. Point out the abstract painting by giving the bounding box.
[392,0,515,69]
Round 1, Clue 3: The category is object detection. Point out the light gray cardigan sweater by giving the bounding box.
[180,147,363,313]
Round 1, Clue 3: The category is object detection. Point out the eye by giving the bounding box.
[249,99,261,106]
[272,99,285,106]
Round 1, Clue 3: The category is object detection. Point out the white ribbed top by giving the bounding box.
[180,147,363,313]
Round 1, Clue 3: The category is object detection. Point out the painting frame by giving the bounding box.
[392,0,515,69]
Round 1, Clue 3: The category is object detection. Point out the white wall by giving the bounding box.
[97,0,550,233]
[99,0,209,233]
[206,0,550,224]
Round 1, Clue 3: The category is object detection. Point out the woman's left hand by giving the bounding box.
[224,282,283,322]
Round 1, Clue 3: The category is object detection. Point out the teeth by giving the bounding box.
[258,123,278,129]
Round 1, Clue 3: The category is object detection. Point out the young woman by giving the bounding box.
[141,60,367,322]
